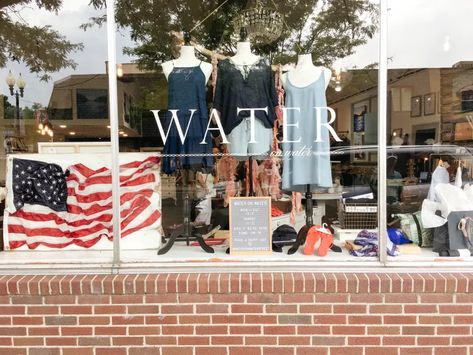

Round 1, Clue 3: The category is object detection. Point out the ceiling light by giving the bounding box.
[59,125,67,128]
[107,125,111,129]
[69,132,76,135]
[123,134,128,137]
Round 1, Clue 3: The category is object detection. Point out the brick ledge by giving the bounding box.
[1,273,473,296]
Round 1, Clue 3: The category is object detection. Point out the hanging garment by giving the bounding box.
[214,58,277,156]
[282,73,332,192]
[162,62,213,175]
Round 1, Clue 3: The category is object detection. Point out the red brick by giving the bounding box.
[263,348,294,355]
[195,325,228,335]
[95,326,126,335]
[61,305,92,314]
[229,325,262,334]
[313,315,347,324]
[162,325,194,335]
[402,326,435,335]
[0,306,25,314]
[145,336,177,345]
[383,336,416,345]
[196,304,229,314]
[383,315,417,324]
[22,349,55,355]
[418,336,451,345]
[452,337,473,345]
[330,347,363,355]
[28,306,58,315]
[244,315,277,324]
[178,336,210,345]
[112,336,144,346]
[112,315,144,325]
[95,349,126,355]
[162,347,193,355]
[29,326,60,336]
[350,294,383,303]
[299,305,332,313]
[44,295,76,304]
[297,348,329,355]
[129,326,161,335]
[419,316,452,324]
[435,348,468,355]
[212,294,245,303]
[11,295,42,304]
[61,326,93,336]
[128,348,162,355]
[367,326,400,335]
[212,336,244,345]
[312,336,345,345]
[78,337,111,346]
[278,336,310,345]
[439,305,472,314]
[348,336,381,345]
[13,316,43,325]
[247,294,280,303]
[161,305,194,314]
[315,294,348,303]
[0,350,26,355]
[146,315,178,324]
[179,315,210,324]
[454,315,473,324]
[196,347,227,355]
[332,326,366,335]
[297,325,331,335]
[94,305,126,314]
[348,315,382,324]
[0,337,12,346]
[245,336,278,345]
[45,337,77,346]
[437,326,470,335]
[404,305,438,313]
[79,316,110,325]
[213,315,245,324]
[264,326,296,335]
[0,327,26,335]
[419,294,453,303]
[370,305,402,314]
[365,348,398,355]
[228,347,262,355]
[63,348,94,355]
[385,294,417,303]
[13,337,44,346]
[265,305,297,313]
[145,294,178,304]
[110,295,142,304]
[178,294,211,303]
[232,304,264,313]
[399,348,434,355]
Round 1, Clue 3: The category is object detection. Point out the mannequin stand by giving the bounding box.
[287,185,342,255]
[158,193,215,255]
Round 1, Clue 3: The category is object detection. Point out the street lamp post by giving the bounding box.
[5,70,26,135]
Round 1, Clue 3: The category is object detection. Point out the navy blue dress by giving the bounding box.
[162,63,213,175]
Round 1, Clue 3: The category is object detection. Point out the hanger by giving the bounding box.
[315,223,331,235]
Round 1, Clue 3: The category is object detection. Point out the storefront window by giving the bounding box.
[386,0,473,263]
[0,1,114,266]
[112,0,383,265]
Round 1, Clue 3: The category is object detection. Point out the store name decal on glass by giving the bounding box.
[151,106,341,145]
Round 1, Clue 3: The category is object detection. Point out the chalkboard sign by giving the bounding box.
[229,197,272,255]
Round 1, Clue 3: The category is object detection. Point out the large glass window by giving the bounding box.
[0,1,113,266]
[386,0,473,263]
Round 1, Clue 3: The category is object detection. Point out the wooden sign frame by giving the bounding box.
[229,196,272,255]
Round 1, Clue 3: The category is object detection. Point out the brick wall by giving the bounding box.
[0,273,473,355]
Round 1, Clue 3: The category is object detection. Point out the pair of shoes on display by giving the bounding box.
[303,224,334,257]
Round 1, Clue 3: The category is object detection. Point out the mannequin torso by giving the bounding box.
[230,42,260,66]
[162,46,212,83]
[281,54,331,89]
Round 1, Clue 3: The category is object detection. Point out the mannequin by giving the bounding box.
[230,41,260,66]
[281,54,331,90]
[162,45,213,83]
[281,53,341,255]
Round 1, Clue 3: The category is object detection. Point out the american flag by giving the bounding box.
[7,156,161,249]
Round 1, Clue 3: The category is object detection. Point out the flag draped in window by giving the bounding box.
[7,156,161,250]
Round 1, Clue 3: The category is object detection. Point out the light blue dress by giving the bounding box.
[282,73,332,192]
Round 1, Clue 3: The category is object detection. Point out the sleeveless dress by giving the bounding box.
[282,72,332,192]
[162,63,213,175]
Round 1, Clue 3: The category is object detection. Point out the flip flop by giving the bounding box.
[303,226,321,256]
[318,232,334,257]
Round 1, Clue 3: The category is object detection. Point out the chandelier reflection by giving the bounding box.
[233,0,283,44]
[330,67,352,93]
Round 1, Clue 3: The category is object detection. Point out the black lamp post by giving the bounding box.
[5,70,26,133]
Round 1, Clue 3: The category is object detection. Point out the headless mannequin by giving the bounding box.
[162,45,212,83]
[230,41,260,66]
[281,53,331,89]
[282,54,341,255]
